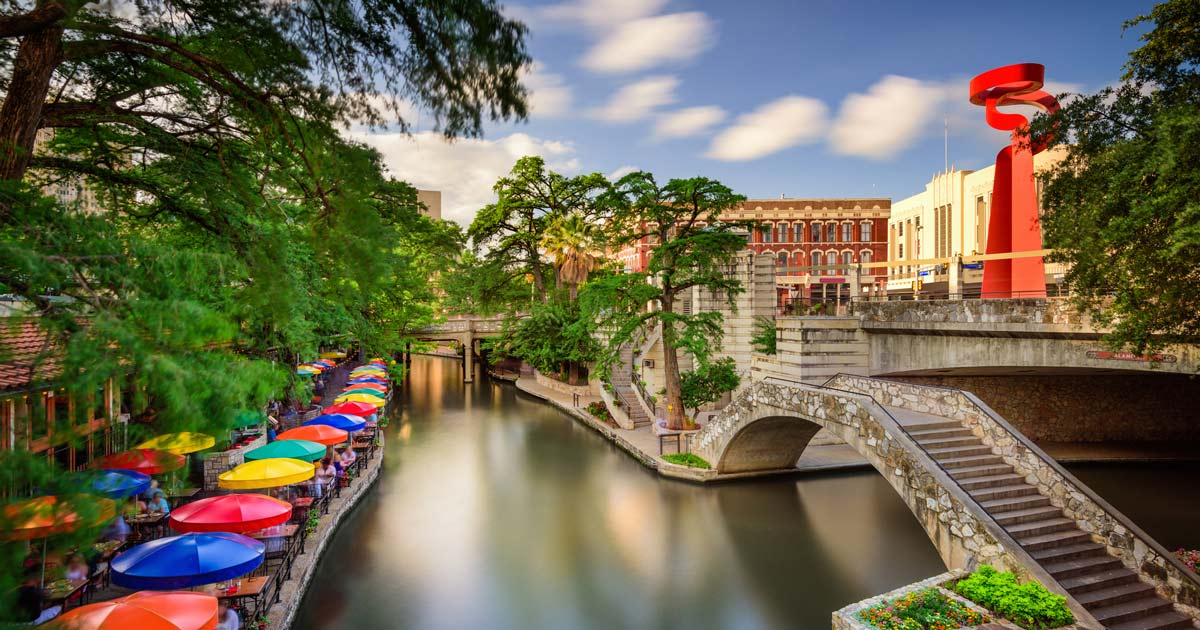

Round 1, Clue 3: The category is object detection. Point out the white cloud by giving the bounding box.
[531,0,668,31]
[829,75,946,160]
[589,75,679,123]
[706,97,828,161]
[607,164,640,180]
[350,131,580,227]
[582,12,714,74]
[523,62,572,118]
[653,105,726,140]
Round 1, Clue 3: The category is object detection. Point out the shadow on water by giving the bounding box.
[292,357,1194,630]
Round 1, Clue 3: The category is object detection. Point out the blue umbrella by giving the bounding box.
[111,532,265,590]
[347,377,387,385]
[304,413,367,433]
[85,469,152,499]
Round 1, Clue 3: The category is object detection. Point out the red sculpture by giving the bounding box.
[969,63,1060,298]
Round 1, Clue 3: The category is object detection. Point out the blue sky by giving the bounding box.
[356,0,1156,226]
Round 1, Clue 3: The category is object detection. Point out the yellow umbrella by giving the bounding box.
[320,351,347,359]
[136,432,216,455]
[218,458,314,490]
[335,394,386,407]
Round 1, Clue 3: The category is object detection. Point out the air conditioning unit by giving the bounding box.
[643,359,655,368]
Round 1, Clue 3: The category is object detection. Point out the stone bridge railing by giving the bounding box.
[414,317,506,336]
[828,373,1200,619]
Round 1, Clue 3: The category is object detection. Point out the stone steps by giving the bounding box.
[1073,581,1158,608]
[1107,610,1196,630]
[958,473,1027,491]
[1005,516,1078,537]
[979,494,1052,512]
[1045,554,1126,579]
[907,427,975,441]
[968,483,1042,502]
[938,453,1007,470]
[1092,597,1177,626]
[1028,542,1108,563]
[915,435,983,449]
[928,444,995,459]
[990,505,1064,526]
[1016,529,1093,551]
[1059,567,1140,594]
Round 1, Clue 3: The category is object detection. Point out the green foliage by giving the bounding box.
[1033,0,1200,352]
[953,565,1074,629]
[586,401,613,424]
[484,298,599,380]
[858,587,988,630]
[679,357,739,413]
[661,453,711,469]
[751,315,777,355]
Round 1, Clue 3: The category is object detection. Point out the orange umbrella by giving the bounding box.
[343,383,386,392]
[277,424,348,446]
[1,495,115,542]
[46,590,218,630]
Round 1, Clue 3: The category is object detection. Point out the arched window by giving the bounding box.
[794,222,805,243]
[842,251,853,267]
[860,250,872,264]
[827,250,839,272]
[777,222,788,242]
[861,221,873,242]
[827,223,837,242]
[811,222,822,243]
[762,222,773,243]
[777,251,788,269]
[810,251,822,273]
[842,222,853,242]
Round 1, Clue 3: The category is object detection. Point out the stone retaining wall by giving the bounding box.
[533,369,597,397]
[828,374,1200,622]
[201,434,266,491]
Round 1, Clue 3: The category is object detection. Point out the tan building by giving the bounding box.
[886,148,1067,296]
[33,129,103,214]
[416,189,442,220]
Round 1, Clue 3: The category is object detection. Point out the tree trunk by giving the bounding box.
[530,253,547,303]
[567,360,579,385]
[568,281,578,303]
[660,293,685,431]
[0,16,64,181]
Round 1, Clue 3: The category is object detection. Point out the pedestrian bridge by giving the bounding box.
[692,374,1200,629]
[409,317,505,383]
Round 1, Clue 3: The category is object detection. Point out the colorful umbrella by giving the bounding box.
[136,432,215,455]
[1,496,116,541]
[95,449,186,476]
[244,438,326,463]
[343,385,386,395]
[324,401,378,417]
[312,360,334,368]
[277,424,348,446]
[217,458,314,490]
[46,591,219,630]
[334,394,386,407]
[169,494,291,533]
[339,388,386,399]
[320,351,347,359]
[347,377,387,386]
[111,532,265,590]
[86,469,152,499]
[304,414,367,433]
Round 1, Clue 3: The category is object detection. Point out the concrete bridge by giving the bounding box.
[693,374,1200,629]
[411,317,504,382]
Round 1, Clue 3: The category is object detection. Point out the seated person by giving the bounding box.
[146,490,170,515]
[314,458,337,495]
[64,553,89,582]
[214,599,240,630]
[16,567,60,624]
[100,513,131,543]
[122,496,146,519]
[141,479,160,501]
[339,445,357,469]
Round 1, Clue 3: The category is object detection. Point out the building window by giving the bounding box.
[861,250,872,264]
[794,223,805,242]
[761,223,773,243]
[777,222,788,242]
[777,251,788,269]
[827,223,837,242]
[842,251,853,267]
[975,195,988,253]
[811,222,822,242]
[842,223,852,242]
[811,251,822,273]
[861,221,872,242]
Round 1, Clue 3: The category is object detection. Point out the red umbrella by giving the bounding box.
[46,590,218,630]
[95,449,186,476]
[324,401,377,417]
[343,383,386,392]
[2,496,116,541]
[169,494,292,533]
[277,424,348,446]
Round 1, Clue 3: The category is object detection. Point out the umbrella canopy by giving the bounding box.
[46,591,219,630]
[136,432,215,455]
[232,410,266,429]
[347,377,387,386]
[86,469,152,499]
[95,449,186,476]
[111,532,265,590]
[169,494,291,533]
[312,360,334,368]
[343,382,386,392]
[277,424,348,446]
[218,458,314,490]
[320,351,347,359]
[334,394,386,407]
[324,401,378,417]
[296,368,317,376]
[1,496,116,541]
[304,414,367,433]
[244,439,326,463]
[339,388,386,399]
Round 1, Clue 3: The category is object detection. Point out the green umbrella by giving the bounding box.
[340,388,386,399]
[233,410,266,429]
[243,439,326,463]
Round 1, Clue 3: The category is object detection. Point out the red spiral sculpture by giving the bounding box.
[969,63,1060,298]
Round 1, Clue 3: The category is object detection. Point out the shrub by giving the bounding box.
[1178,549,1200,573]
[953,565,1074,629]
[858,587,988,630]
[586,401,613,423]
[751,315,776,355]
[661,453,711,469]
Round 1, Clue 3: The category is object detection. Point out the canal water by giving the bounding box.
[293,357,1199,630]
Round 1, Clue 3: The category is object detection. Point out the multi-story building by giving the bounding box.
[417,189,442,220]
[887,148,1067,297]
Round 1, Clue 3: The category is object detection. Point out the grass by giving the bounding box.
[662,453,711,469]
[952,565,1074,629]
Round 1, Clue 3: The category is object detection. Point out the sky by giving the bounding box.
[353,0,1158,227]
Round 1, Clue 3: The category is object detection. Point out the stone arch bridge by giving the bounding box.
[411,317,504,382]
[692,374,1200,629]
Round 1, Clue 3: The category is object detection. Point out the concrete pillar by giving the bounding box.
[850,265,861,304]
[463,333,475,383]
[949,255,962,299]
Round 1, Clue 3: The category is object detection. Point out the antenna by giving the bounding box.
[944,115,949,174]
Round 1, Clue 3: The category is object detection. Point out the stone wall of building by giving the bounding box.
[533,369,598,397]
[892,374,1200,443]
[828,374,1200,621]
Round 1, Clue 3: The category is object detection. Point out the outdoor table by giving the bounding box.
[44,578,88,611]
[126,512,167,541]
[215,574,273,620]
[249,523,301,578]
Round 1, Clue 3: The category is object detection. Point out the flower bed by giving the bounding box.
[951,566,1073,629]
[661,453,711,469]
[858,587,989,630]
[586,401,614,425]
[1177,549,1200,573]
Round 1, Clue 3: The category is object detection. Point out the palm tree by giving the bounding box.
[541,213,600,302]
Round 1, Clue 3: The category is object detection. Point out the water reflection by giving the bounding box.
[293,357,946,629]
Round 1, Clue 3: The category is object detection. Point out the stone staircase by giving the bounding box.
[903,413,1196,630]
[610,343,651,428]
